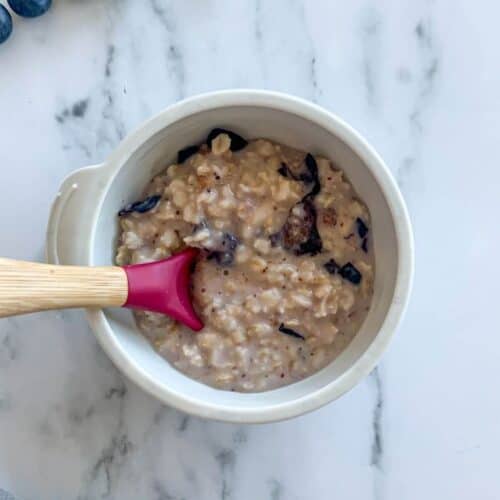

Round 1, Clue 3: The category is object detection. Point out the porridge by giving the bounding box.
[116,128,375,392]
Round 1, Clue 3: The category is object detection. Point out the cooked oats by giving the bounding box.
[116,130,374,392]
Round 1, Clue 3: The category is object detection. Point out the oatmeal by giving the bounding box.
[116,128,375,392]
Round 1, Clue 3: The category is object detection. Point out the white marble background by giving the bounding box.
[0,0,499,499]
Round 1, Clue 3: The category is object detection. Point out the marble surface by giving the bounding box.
[0,0,498,498]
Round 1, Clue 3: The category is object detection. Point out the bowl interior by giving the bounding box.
[90,103,400,420]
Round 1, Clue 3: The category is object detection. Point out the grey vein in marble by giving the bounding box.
[100,42,126,151]
[216,449,236,500]
[150,0,185,100]
[268,478,284,500]
[371,367,383,470]
[360,8,382,108]
[396,14,440,193]
[0,332,17,364]
[253,0,319,101]
[178,414,190,432]
[153,480,185,500]
[54,97,94,160]
[78,378,132,499]
[89,434,133,498]
[105,384,127,400]
[310,56,318,100]
[104,44,115,79]
[253,0,265,80]
[298,0,319,102]
[205,426,249,500]
[371,367,384,500]
[0,319,21,366]
[414,18,439,111]
[55,98,90,123]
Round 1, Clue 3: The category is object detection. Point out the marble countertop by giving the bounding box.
[1,1,498,499]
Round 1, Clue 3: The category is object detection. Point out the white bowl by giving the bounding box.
[46,90,414,423]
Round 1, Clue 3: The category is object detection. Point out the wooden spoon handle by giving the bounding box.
[0,258,128,317]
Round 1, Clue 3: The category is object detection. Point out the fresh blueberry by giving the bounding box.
[303,153,321,197]
[8,0,52,18]
[0,6,13,44]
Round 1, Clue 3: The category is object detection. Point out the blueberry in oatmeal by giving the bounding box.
[116,130,375,392]
[339,262,362,285]
[207,232,239,266]
[278,323,305,340]
[277,162,295,179]
[361,237,368,253]
[206,128,248,152]
[356,217,369,238]
[302,153,321,196]
[177,145,199,164]
[118,195,161,216]
[324,259,340,275]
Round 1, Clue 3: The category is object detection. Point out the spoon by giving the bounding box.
[0,247,203,331]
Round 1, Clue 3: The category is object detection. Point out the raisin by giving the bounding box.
[324,259,339,274]
[322,207,337,226]
[118,195,161,216]
[277,196,322,256]
[271,154,323,256]
[282,204,313,249]
[177,145,199,164]
[339,262,362,284]
[206,128,248,152]
[356,217,369,238]
[278,323,305,340]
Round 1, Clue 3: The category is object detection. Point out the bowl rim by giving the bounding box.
[75,89,413,423]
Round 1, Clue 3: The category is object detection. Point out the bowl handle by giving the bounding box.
[46,164,106,266]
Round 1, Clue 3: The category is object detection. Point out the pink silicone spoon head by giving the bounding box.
[123,247,203,331]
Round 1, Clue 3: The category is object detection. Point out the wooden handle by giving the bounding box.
[0,258,128,317]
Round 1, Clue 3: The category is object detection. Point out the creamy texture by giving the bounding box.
[116,132,374,392]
